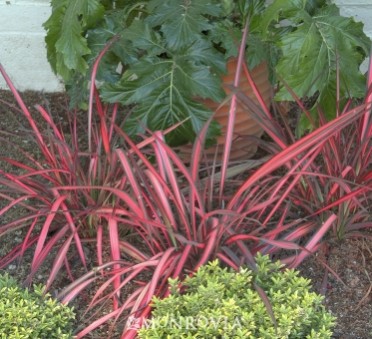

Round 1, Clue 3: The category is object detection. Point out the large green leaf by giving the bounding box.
[122,95,221,146]
[210,20,242,59]
[146,0,222,50]
[66,11,129,108]
[86,12,140,82]
[259,0,370,135]
[101,57,225,144]
[180,40,226,74]
[260,0,309,36]
[44,0,105,82]
[121,20,165,57]
[275,5,370,101]
[246,34,280,80]
[86,22,121,83]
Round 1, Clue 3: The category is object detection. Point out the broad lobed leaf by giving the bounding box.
[101,56,225,144]
[275,5,370,100]
[146,0,222,50]
[44,0,105,82]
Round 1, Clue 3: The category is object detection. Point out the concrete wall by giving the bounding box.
[0,0,371,92]
[335,0,372,73]
[0,0,63,92]
[335,1,372,38]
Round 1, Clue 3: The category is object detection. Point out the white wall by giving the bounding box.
[335,0,372,39]
[0,0,63,92]
[334,0,372,73]
[0,0,371,92]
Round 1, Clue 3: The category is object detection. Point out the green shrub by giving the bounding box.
[0,273,75,339]
[138,254,336,338]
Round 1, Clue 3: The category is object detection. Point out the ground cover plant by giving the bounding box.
[0,43,371,337]
[138,255,336,338]
[0,273,75,338]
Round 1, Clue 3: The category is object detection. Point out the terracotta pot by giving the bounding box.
[178,58,273,161]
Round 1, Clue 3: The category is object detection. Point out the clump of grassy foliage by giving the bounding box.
[0,23,370,337]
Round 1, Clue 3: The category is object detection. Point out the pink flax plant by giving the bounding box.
[0,37,371,337]
[237,66,371,241]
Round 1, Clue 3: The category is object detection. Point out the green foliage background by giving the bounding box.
[44,0,370,140]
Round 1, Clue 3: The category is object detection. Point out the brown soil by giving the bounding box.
[299,238,372,338]
[0,89,371,338]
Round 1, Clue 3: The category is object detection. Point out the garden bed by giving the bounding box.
[0,89,371,338]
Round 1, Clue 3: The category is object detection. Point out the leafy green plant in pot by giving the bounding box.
[44,0,370,146]
[44,0,272,157]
